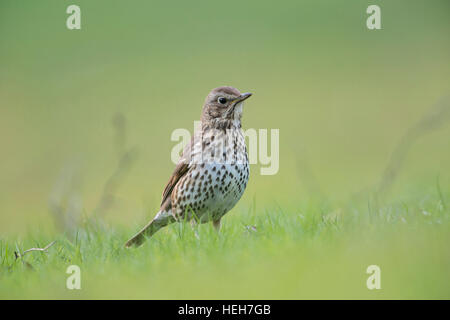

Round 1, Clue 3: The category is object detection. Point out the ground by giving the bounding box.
[1,189,449,299]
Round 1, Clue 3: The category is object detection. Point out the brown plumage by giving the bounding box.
[125,86,252,247]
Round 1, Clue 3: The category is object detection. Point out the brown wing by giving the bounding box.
[160,135,195,208]
[160,161,189,207]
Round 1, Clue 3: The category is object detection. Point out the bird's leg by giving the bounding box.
[212,219,221,232]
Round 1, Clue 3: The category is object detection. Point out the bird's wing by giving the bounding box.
[160,135,196,207]
[160,161,189,207]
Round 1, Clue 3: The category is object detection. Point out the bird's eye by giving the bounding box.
[218,97,227,104]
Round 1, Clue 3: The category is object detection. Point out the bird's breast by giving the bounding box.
[174,127,249,221]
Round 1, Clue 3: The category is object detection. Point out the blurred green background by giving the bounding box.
[0,0,449,299]
[1,0,448,233]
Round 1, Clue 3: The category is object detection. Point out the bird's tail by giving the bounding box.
[124,211,172,248]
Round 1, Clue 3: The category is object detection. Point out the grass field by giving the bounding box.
[1,0,449,299]
[1,190,449,299]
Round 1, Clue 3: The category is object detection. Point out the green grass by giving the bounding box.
[1,190,449,299]
[0,0,449,299]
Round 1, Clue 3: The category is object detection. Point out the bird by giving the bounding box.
[125,86,252,247]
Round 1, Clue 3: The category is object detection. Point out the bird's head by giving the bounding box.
[201,86,252,129]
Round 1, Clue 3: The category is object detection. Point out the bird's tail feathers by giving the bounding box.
[124,211,171,248]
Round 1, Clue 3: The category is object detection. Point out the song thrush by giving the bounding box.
[125,86,252,247]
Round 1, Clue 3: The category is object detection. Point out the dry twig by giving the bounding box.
[15,241,56,260]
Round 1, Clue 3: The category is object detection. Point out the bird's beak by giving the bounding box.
[233,92,252,105]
